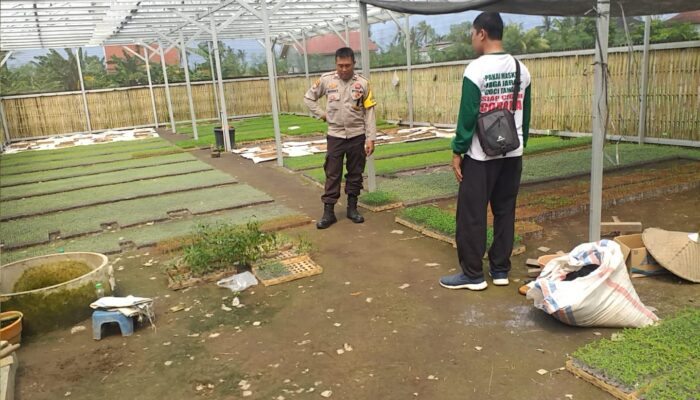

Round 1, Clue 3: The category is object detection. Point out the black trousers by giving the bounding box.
[322,135,367,204]
[456,156,522,279]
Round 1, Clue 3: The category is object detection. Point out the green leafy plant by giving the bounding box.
[572,308,700,399]
[401,205,522,248]
[360,190,400,206]
[401,205,456,236]
[182,221,278,276]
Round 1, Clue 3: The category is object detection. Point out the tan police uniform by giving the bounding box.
[304,72,377,204]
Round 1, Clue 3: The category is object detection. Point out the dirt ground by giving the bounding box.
[13,142,700,400]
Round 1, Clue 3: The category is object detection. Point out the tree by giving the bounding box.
[106,52,148,87]
[414,21,438,47]
[441,21,475,61]
[32,48,81,91]
[81,55,110,90]
[503,24,550,54]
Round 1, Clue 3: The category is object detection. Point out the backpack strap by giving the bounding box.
[511,57,521,113]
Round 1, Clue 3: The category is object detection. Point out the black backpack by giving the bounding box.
[475,57,521,157]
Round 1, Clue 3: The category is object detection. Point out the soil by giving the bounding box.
[12,133,700,400]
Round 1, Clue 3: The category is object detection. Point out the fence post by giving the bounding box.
[589,0,610,242]
[179,31,198,140]
[143,45,159,128]
[0,99,10,143]
[405,14,414,128]
[262,3,284,166]
[75,48,92,133]
[359,1,376,192]
[207,41,221,122]
[211,10,231,151]
[158,41,177,133]
[638,16,651,145]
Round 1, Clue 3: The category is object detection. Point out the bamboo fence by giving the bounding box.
[1,45,698,142]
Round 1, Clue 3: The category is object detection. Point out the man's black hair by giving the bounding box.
[473,12,504,40]
[335,47,355,62]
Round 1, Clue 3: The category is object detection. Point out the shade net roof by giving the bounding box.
[0,0,393,51]
[361,0,700,17]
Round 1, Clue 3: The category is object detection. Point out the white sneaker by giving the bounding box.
[489,272,509,286]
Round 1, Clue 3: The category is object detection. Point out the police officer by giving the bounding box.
[304,47,377,229]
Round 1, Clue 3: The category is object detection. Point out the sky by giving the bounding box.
[1,11,667,68]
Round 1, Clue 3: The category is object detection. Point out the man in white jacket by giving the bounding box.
[440,12,532,291]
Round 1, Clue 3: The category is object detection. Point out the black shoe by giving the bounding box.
[346,195,364,224]
[316,203,337,229]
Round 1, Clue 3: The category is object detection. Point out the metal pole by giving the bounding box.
[159,41,177,133]
[589,0,610,242]
[143,45,159,128]
[359,2,376,192]
[345,18,350,44]
[74,48,92,133]
[211,10,231,151]
[405,14,414,128]
[262,4,284,166]
[179,31,198,140]
[0,99,10,143]
[638,15,651,145]
[207,41,221,122]
[302,29,310,88]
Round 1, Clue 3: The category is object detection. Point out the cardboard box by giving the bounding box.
[614,234,666,277]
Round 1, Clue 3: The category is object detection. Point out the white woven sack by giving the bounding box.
[527,240,658,328]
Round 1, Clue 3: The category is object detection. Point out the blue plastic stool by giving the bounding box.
[92,310,134,340]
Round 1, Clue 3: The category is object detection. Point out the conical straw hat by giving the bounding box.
[642,228,700,283]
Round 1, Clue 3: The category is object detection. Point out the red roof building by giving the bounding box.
[104,43,180,71]
[668,10,700,24]
[292,31,378,55]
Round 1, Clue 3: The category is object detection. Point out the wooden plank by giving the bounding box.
[566,360,640,400]
[526,258,541,268]
[601,222,643,233]
[359,201,404,212]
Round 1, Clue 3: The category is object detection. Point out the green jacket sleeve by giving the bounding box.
[522,85,531,148]
[451,77,481,154]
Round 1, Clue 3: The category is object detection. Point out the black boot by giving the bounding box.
[316,203,337,229]
[347,195,365,223]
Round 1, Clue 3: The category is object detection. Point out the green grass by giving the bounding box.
[1,143,181,176]
[175,115,328,149]
[573,308,700,399]
[283,136,585,172]
[0,153,198,187]
[524,135,592,155]
[1,162,212,200]
[175,114,397,149]
[399,205,521,247]
[0,184,271,247]
[0,138,169,167]
[359,190,400,206]
[305,149,453,182]
[284,138,451,171]
[0,204,302,264]
[401,205,457,236]
[522,143,700,182]
[376,171,459,204]
[372,143,700,204]
[0,170,237,219]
